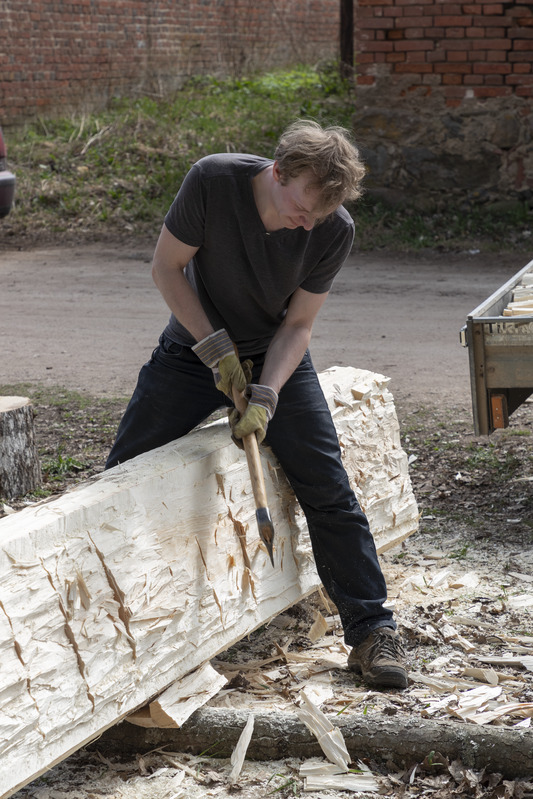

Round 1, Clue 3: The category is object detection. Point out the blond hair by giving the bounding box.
[274,120,365,211]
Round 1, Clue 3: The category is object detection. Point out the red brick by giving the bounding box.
[394,38,435,49]
[484,3,503,12]
[448,49,469,60]
[513,63,532,73]
[386,52,407,61]
[473,61,512,72]
[508,25,533,37]
[383,6,406,15]
[393,62,434,71]
[442,3,463,12]
[405,49,432,61]
[393,16,435,28]
[356,75,376,85]
[474,85,513,96]
[359,16,395,28]
[435,14,472,24]
[440,39,476,49]
[442,72,463,83]
[509,51,533,61]
[506,73,533,84]
[462,3,482,11]
[366,41,395,51]
[464,73,485,83]
[386,29,406,39]
[434,61,473,71]
[444,85,469,97]
[516,86,533,96]
[403,4,430,14]
[356,53,377,64]
[445,27,467,37]
[486,49,509,61]
[472,37,512,48]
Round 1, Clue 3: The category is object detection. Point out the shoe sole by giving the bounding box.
[349,661,408,690]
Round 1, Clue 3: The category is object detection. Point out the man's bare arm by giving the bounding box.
[259,287,329,394]
[151,224,214,342]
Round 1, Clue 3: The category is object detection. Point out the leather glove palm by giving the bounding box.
[229,383,278,446]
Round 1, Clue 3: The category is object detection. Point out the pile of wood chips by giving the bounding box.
[503,269,533,316]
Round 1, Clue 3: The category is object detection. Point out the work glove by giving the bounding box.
[229,383,279,447]
[192,329,252,399]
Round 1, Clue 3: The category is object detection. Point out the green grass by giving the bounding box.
[464,441,523,477]
[6,64,354,239]
[3,63,532,251]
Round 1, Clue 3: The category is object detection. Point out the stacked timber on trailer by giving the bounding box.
[0,366,419,798]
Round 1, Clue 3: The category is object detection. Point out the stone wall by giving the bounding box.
[353,0,533,205]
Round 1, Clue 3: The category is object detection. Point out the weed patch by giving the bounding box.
[2,64,531,252]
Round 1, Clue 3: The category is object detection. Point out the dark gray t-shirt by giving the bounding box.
[163,153,355,357]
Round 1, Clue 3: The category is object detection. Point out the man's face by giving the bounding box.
[272,164,336,231]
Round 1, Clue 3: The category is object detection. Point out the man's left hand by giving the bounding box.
[229,383,278,445]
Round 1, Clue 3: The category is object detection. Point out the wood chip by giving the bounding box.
[148,663,228,728]
[300,759,380,793]
[462,667,500,686]
[295,691,350,771]
[308,610,329,643]
[228,713,254,784]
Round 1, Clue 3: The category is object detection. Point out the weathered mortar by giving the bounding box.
[353,73,533,207]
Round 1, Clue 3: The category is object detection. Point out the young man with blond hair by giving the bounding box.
[106,120,407,690]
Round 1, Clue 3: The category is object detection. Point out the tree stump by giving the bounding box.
[0,396,42,499]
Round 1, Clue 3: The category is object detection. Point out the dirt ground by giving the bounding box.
[0,243,527,403]
[1,243,533,799]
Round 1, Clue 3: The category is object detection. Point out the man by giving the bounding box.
[106,120,407,690]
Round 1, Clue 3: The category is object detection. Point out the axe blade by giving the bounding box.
[256,506,275,566]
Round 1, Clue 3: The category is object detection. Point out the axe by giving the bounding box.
[231,385,275,567]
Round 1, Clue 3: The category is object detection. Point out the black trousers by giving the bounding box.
[106,333,395,647]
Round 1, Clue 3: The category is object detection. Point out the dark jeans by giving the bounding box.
[106,333,395,647]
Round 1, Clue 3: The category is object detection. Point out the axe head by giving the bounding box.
[256,506,275,567]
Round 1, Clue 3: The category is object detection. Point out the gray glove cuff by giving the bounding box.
[246,383,279,422]
[192,329,234,368]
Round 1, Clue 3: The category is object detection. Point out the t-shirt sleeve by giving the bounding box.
[300,217,355,294]
[164,163,206,247]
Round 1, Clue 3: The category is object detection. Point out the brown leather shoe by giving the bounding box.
[348,627,408,690]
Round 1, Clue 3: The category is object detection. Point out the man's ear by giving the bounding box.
[272,161,282,183]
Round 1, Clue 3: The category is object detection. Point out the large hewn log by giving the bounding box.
[0,396,41,499]
[0,367,419,798]
[98,707,533,779]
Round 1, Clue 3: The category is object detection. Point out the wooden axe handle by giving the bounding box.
[231,386,269,509]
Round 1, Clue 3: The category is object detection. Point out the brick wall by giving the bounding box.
[355,0,532,106]
[0,0,339,126]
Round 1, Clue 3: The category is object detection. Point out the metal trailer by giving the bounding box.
[460,258,533,436]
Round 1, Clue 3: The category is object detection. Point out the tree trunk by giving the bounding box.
[0,367,419,798]
[97,707,533,779]
[0,396,41,499]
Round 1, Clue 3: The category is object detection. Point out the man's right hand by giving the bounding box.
[192,329,251,399]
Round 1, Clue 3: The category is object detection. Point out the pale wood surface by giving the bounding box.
[0,367,419,798]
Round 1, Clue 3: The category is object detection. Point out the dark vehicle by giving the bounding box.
[0,126,16,217]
